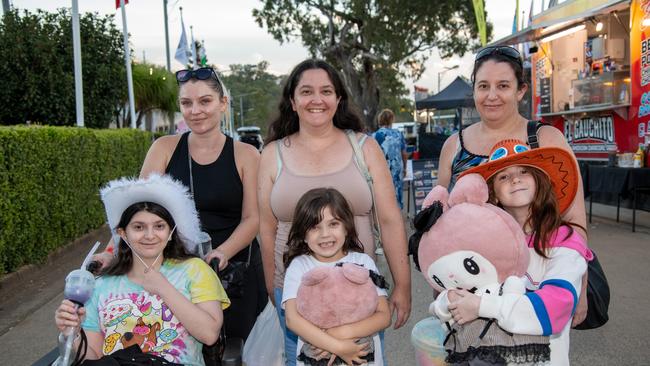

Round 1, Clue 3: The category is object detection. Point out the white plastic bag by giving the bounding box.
[243,301,285,366]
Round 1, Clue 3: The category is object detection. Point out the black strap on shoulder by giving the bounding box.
[527,120,545,149]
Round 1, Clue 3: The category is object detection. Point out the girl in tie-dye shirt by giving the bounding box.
[54,175,230,365]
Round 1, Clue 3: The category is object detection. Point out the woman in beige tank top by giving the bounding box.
[258,60,412,363]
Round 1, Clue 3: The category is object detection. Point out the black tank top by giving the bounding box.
[166,132,249,262]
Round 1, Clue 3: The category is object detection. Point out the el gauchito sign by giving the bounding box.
[563,115,617,152]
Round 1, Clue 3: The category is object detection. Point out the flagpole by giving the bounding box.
[190,25,198,70]
[71,0,84,127]
[120,0,137,129]
[163,0,171,72]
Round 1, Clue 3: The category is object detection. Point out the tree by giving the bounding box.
[115,63,177,129]
[0,9,126,128]
[221,61,282,134]
[253,0,492,130]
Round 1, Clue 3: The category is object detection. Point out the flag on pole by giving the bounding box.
[115,0,129,9]
[472,0,487,46]
[175,12,190,66]
[524,0,535,59]
[199,40,207,67]
[190,26,198,70]
[512,0,520,34]
[414,85,429,101]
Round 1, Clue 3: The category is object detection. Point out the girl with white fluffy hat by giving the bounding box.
[54,174,230,365]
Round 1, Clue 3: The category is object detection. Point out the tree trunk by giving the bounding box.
[325,48,380,132]
[168,111,176,134]
[360,58,379,131]
[135,110,144,129]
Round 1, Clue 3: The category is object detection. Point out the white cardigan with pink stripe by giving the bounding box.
[478,226,592,366]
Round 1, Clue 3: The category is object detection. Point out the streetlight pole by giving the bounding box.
[163,0,171,72]
[71,0,84,127]
[437,65,459,94]
[2,0,10,14]
[240,96,244,127]
[232,91,259,128]
[119,0,137,129]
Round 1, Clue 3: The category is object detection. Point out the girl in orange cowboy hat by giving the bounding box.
[448,139,594,366]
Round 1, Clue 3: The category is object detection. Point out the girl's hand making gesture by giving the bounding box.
[140,267,172,296]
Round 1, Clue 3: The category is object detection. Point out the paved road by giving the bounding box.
[1,204,649,365]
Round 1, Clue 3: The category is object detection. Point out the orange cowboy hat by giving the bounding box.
[460,139,579,213]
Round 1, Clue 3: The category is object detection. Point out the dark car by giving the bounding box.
[237,126,264,151]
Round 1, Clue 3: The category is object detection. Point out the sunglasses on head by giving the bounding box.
[475,46,522,65]
[175,67,221,84]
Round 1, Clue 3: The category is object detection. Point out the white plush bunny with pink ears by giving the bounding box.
[409,173,530,323]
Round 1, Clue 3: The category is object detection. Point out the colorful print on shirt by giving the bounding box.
[83,258,229,366]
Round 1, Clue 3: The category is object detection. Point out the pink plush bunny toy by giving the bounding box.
[409,173,550,365]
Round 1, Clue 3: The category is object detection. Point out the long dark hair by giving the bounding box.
[102,202,194,276]
[266,59,364,143]
[283,188,364,268]
[487,167,584,258]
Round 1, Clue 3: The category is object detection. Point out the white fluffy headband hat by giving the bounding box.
[100,174,202,254]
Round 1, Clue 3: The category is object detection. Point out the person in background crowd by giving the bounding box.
[372,109,408,209]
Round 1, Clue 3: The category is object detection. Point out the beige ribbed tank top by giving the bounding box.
[270,137,374,288]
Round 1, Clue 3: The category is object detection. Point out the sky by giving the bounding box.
[9,0,545,97]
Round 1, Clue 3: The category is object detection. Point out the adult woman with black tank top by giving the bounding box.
[95,68,266,345]
[436,46,589,326]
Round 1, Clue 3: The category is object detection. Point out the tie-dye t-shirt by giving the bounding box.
[82,257,229,366]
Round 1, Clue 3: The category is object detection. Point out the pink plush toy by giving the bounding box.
[295,262,381,365]
[409,174,550,365]
[296,262,378,329]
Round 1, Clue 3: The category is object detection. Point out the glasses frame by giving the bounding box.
[475,46,522,66]
[175,67,222,85]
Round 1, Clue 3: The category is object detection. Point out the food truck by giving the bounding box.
[492,0,650,161]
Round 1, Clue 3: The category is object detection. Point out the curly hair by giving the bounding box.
[265,59,364,143]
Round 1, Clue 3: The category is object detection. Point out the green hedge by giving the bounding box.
[0,126,152,275]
